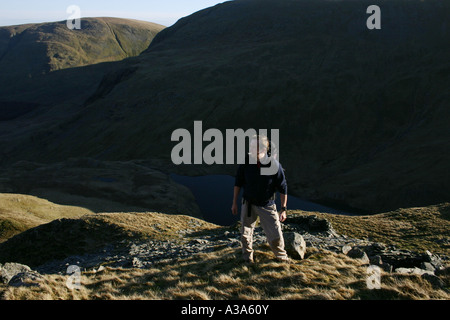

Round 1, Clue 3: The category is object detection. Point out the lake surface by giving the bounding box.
[170,174,355,226]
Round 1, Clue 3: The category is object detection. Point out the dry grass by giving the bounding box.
[0,210,218,268]
[292,203,450,256]
[89,211,217,241]
[0,193,93,243]
[2,246,449,300]
[1,196,449,300]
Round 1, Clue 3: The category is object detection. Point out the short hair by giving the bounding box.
[251,134,269,151]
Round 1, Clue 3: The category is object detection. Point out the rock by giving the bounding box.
[424,250,445,270]
[283,232,307,260]
[8,271,43,287]
[394,267,434,276]
[132,257,144,268]
[342,245,352,255]
[346,247,370,264]
[377,250,429,269]
[365,242,388,256]
[0,262,32,284]
[422,273,445,289]
[287,215,336,234]
[435,266,450,277]
[307,215,331,231]
[381,263,393,273]
[420,262,436,272]
[369,255,383,266]
[191,239,209,245]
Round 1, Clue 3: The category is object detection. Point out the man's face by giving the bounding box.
[249,139,266,160]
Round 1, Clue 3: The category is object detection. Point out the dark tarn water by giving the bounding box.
[170,174,355,226]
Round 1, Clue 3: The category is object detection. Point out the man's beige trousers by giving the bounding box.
[240,200,288,261]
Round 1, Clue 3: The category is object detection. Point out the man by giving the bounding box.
[231,135,289,263]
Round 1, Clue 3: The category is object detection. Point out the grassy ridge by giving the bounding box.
[0,194,93,243]
[296,203,450,257]
[0,197,217,267]
[0,17,165,80]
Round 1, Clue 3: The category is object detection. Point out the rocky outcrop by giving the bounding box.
[283,214,449,288]
[0,263,42,287]
[283,232,307,260]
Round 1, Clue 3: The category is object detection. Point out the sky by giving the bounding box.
[0,0,229,27]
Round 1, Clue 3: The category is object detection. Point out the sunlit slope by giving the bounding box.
[0,17,165,80]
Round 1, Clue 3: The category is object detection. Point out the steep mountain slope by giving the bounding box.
[1,0,449,213]
[0,17,164,81]
[0,17,164,123]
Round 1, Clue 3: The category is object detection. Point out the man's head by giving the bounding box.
[249,135,269,160]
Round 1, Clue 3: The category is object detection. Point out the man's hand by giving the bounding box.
[231,202,238,216]
[279,194,287,223]
[279,209,287,222]
[232,186,241,216]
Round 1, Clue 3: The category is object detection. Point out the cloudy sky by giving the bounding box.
[0,0,228,27]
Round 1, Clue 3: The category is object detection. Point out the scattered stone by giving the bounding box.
[92,265,106,273]
[347,247,370,264]
[420,262,435,272]
[0,262,42,287]
[394,267,434,276]
[342,245,352,255]
[286,214,337,236]
[369,254,383,266]
[8,271,43,287]
[422,273,445,289]
[0,262,32,284]
[284,232,307,260]
[132,257,144,268]
[8,214,444,282]
[381,263,393,273]
[424,250,445,270]
[191,239,209,245]
[435,266,450,276]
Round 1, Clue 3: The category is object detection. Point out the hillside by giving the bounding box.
[0,199,448,300]
[0,0,448,214]
[0,193,93,243]
[0,158,203,238]
[0,17,164,81]
[0,17,164,124]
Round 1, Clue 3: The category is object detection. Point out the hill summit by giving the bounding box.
[0,17,165,81]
